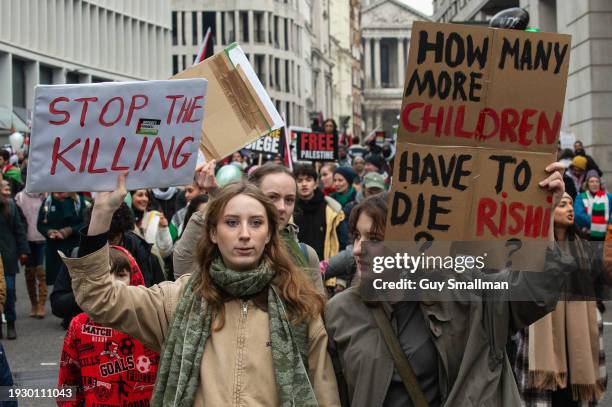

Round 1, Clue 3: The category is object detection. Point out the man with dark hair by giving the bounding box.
[574,140,602,176]
[293,164,347,260]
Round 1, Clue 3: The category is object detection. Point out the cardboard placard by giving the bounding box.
[294,131,338,162]
[26,79,207,193]
[173,43,284,161]
[244,127,284,155]
[387,22,571,269]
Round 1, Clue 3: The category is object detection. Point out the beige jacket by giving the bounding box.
[62,245,340,407]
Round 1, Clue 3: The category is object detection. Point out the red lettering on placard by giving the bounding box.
[165,95,184,124]
[99,96,124,127]
[111,137,129,171]
[173,136,194,168]
[125,94,148,126]
[74,97,98,127]
[51,137,79,174]
[187,96,204,123]
[142,137,175,171]
[49,97,71,125]
[87,138,107,173]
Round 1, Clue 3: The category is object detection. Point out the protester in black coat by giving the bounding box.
[0,196,29,338]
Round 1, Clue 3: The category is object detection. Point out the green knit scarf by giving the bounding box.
[151,257,317,406]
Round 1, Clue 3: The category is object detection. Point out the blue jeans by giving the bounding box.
[4,275,15,322]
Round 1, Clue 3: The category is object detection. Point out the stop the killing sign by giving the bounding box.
[26,79,207,192]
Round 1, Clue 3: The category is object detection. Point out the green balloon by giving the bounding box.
[216,164,243,187]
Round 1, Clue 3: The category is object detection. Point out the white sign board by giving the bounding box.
[26,79,207,192]
[559,131,576,150]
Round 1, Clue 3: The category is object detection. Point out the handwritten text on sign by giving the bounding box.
[386,22,570,245]
[398,22,570,153]
[26,79,207,192]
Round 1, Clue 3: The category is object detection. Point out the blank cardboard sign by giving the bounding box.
[173,43,284,161]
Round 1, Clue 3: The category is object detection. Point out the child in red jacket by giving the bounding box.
[57,245,159,406]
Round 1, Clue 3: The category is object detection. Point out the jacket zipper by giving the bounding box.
[235,300,249,406]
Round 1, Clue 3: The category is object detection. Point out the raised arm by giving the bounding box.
[63,172,186,352]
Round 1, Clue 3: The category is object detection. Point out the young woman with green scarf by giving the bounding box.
[173,162,325,294]
[60,173,341,406]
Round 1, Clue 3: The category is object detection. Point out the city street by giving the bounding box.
[3,272,65,407]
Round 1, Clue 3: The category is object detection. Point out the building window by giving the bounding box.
[66,71,79,84]
[381,42,390,87]
[92,76,107,83]
[241,12,249,42]
[275,58,280,91]
[255,12,264,43]
[274,16,279,48]
[284,19,289,50]
[39,66,53,85]
[172,11,177,45]
[173,55,179,74]
[254,54,264,81]
[12,59,26,108]
[181,11,186,45]
[182,55,187,71]
[192,11,198,45]
[285,60,290,92]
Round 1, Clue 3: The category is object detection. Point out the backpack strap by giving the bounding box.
[371,305,429,407]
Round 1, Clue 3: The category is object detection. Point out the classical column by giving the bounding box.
[364,38,371,88]
[374,38,381,88]
[397,37,405,87]
[234,11,240,42]
[376,110,383,130]
[248,10,254,44]
[215,11,222,46]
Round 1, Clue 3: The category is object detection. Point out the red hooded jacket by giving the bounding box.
[57,246,159,407]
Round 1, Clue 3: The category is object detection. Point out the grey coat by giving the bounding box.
[325,245,576,407]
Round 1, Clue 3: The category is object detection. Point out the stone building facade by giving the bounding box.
[361,0,430,137]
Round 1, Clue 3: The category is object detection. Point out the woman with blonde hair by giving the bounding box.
[61,173,339,406]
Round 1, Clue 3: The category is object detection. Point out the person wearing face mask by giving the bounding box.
[510,193,610,406]
[325,162,586,407]
[149,187,182,222]
[57,245,160,407]
[60,175,340,406]
[574,171,612,241]
[174,162,326,294]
